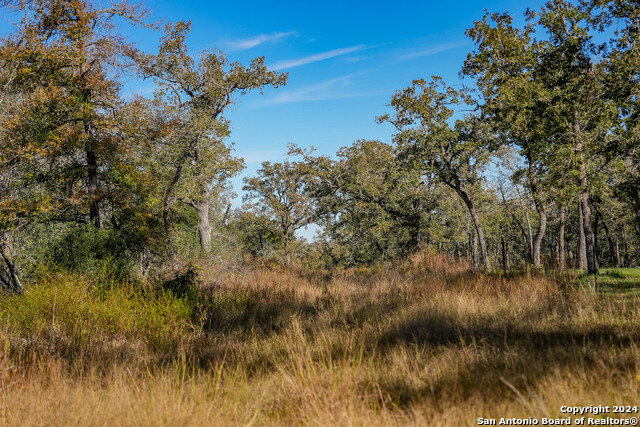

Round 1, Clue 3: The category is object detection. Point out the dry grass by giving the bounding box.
[1,255,639,426]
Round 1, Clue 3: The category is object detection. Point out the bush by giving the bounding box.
[0,270,194,356]
[33,224,146,285]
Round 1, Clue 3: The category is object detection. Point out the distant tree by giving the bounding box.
[292,140,438,265]
[227,210,282,259]
[243,161,315,265]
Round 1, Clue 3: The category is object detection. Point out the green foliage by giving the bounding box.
[243,160,315,264]
[131,21,286,253]
[0,271,193,352]
[227,210,283,260]
[290,140,439,267]
[0,0,152,231]
[35,224,144,284]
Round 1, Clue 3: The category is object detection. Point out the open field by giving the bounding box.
[0,258,639,426]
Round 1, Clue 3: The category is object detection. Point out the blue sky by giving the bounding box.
[127,0,545,190]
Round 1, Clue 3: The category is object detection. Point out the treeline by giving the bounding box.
[1,0,639,292]
[243,0,640,273]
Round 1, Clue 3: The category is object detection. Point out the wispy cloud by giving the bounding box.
[235,148,286,164]
[228,31,297,50]
[261,74,367,105]
[398,41,468,60]
[270,45,366,71]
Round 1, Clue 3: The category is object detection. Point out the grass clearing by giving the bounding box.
[1,260,639,425]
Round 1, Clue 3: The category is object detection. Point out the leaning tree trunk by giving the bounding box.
[0,242,22,294]
[455,186,490,272]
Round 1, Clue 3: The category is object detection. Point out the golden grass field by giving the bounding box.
[1,254,638,426]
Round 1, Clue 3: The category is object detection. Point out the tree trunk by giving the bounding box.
[283,232,292,266]
[470,230,479,270]
[568,249,574,268]
[526,152,547,269]
[578,200,587,269]
[193,147,213,253]
[525,210,534,263]
[558,206,566,270]
[593,210,600,271]
[531,201,546,269]
[579,178,597,274]
[501,236,507,272]
[81,43,100,229]
[196,187,212,253]
[86,148,101,229]
[629,189,640,241]
[0,238,22,294]
[456,187,490,272]
[574,115,597,274]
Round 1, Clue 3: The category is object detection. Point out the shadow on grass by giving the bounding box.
[6,270,639,396]
[372,301,639,408]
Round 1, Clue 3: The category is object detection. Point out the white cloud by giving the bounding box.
[270,45,366,71]
[262,74,366,105]
[228,31,297,50]
[398,41,468,60]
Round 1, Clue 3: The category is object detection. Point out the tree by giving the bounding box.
[227,209,282,259]
[243,161,315,265]
[605,0,640,247]
[379,77,496,271]
[0,0,151,230]
[463,11,554,269]
[292,140,438,265]
[0,0,153,290]
[462,0,640,273]
[134,22,287,254]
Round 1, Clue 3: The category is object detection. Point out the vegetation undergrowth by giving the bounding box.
[1,258,638,425]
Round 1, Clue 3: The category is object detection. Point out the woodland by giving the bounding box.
[0,0,639,425]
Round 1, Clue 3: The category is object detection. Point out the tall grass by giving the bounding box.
[1,257,638,425]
